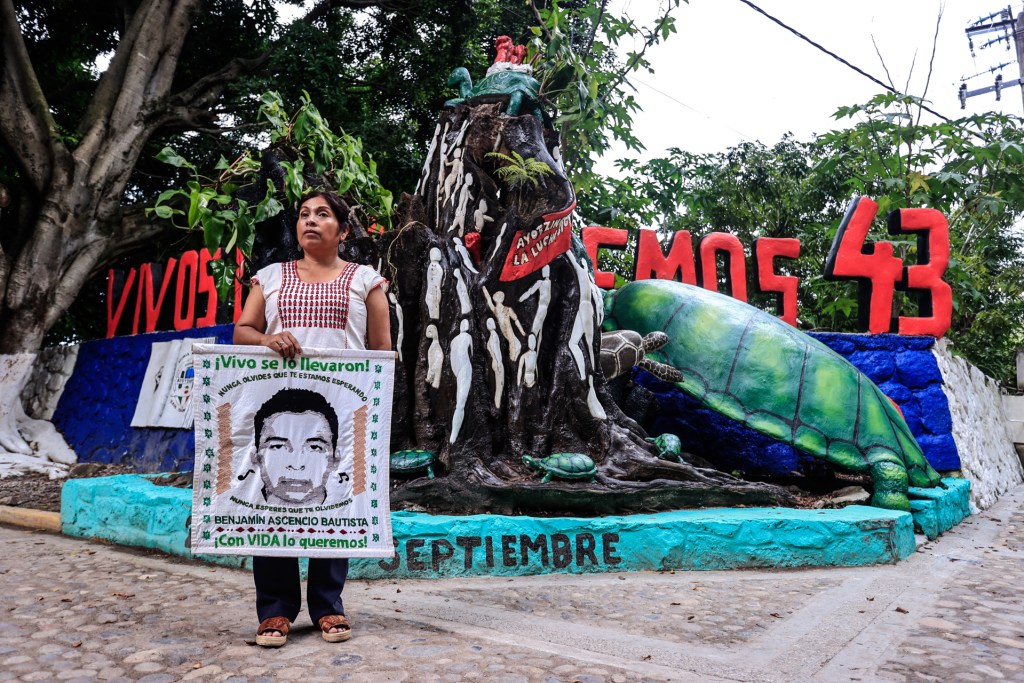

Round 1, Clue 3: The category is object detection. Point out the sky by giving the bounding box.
[604,0,1024,165]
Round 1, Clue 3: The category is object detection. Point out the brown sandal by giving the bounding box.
[255,616,290,647]
[318,614,352,643]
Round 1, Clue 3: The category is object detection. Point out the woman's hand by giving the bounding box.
[265,331,302,359]
[234,285,302,358]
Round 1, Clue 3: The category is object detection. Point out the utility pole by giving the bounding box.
[1015,11,1024,110]
[960,7,1024,110]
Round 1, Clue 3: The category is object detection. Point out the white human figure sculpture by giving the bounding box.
[388,291,404,361]
[551,145,565,174]
[586,376,607,420]
[451,173,474,235]
[517,265,551,354]
[426,247,444,320]
[565,253,605,420]
[453,268,472,315]
[473,198,494,232]
[483,287,524,361]
[416,123,442,195]
[449,319,473,443]
[441,148,464,204]
[489,222,508,261]
[452,118,470,148]
[453,237,478,274]
[434,122,451,225]
[425,324,443,389]
[567,252,597,380]
[485,318,504,409]
[518,334,538,388]
[591,279,605,327]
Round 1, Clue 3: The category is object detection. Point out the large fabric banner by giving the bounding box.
[190,344,396,558]
[132,336,215,429]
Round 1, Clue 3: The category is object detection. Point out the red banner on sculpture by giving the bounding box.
[499,201,575,281]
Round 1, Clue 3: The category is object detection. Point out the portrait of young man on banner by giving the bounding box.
[190,344,395,559]
[252,388,343,507]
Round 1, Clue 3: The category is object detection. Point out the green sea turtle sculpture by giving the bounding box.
[600,330,684,382]
[603,279,942,512]
[647,433,683,462]
[390,449,437,479]
[522,453,597,483]
[446,66,544,120]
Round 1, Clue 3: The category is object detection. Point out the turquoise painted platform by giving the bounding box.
[60,475,970,578]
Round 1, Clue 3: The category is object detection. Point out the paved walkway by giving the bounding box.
[1,486,1023,683]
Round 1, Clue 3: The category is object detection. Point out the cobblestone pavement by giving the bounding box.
[2,487,1024,683]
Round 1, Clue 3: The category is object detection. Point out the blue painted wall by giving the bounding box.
[53,328,959,475]
[52,325,233,472]
[638,333,960,476]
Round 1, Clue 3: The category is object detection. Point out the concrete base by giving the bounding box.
[909,477,971,540]
[60,475,970,578]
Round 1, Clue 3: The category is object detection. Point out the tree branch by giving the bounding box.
[110,209,168,255]
[77,0,162,136]
[916,5,944,127]
[603,2,676,102]
[581,0,609,63]
[157,55,271,129]
[45,238,111,332]
[0,0,61,194]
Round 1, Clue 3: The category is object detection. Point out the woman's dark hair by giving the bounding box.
[298,189,351,236]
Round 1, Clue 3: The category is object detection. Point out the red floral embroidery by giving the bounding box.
[278,261,360,331]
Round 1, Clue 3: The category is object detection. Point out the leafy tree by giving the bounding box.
[0,0,536,456]
[822,95,1024,384]
[526,0,682,198]
[153,0,689,295]
[586,95,1024,387]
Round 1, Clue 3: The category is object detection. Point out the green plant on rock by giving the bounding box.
[148,91,392,299]
[486,151,556,190]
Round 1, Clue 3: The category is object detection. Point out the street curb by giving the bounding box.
[0,505,61,532]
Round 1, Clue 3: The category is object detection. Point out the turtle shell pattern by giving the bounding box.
[523,453,597,483]
[603,279,941,511]
[600,330,644,378]
[648,433,683,461]
[466,70,541,101]
[390,449,436,478]
[601,330,683,382]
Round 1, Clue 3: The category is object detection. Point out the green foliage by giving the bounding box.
[526,0,682,197]
[584,95,1024,387]
[237,1,535,194]
[486,151,556,190]
[148,92,392,300]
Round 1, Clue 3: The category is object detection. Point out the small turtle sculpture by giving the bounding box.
[603,279,943,512]
[600,330,684,383]
[647,433,683,462]
[522,453,597,483]
[390,449,437,479]
[445,66,545,120]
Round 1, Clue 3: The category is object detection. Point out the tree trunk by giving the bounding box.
[379,103,793,514]
[0,0,205,465]
[0,352,74,476]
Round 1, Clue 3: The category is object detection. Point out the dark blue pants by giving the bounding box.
[253,556,348,624]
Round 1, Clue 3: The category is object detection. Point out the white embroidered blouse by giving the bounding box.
[252,261,387,350]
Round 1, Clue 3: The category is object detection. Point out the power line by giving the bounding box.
[734,0,954,123]
[629,76,759,144]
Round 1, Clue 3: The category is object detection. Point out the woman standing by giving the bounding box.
[234,190,391,647]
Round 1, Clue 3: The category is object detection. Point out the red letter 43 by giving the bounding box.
[824,197,951,337]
